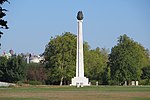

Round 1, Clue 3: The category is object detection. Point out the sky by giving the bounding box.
[1,0,150,55]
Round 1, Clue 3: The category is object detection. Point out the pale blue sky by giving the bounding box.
[1,0,150,54]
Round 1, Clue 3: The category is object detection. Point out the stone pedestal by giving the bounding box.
[96,81,98,86]
[124,81,127,86]
[135,81,138,86]
[131,81,135,86]
[71,77,90,86]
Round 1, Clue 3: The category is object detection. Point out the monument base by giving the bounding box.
[70,77,90,87]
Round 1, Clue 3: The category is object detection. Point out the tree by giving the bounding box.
[0,55,26,83]
[0,0,9,47]
[26,63,47,84]
[109,34,149,85]
[141,65,150,80]
[141,56,150,85]
[0,56,7,78]
[44,32,76,85]
[84,47,109,85]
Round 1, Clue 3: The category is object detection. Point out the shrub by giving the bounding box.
[90,80,97,85]
[26,63,47,84]
[139,79,150,85]
[108,80,119,85]
[28,81,42,85]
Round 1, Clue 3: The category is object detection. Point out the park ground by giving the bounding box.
[0,85,150,100]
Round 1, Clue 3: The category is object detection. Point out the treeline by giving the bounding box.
[0,32,150,85]
[0,56,26,83]
[0,56,47,85]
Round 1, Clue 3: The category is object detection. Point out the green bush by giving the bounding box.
[28,81,42,85]
[90,80,97,85]
[108,80,119,85]
[139,79,150,85]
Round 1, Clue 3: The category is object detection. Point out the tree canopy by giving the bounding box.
[109,34,150,85]
[0,0,9,47]
[0,55,26,83]
[84,47,109,84]
[44,32,77,85]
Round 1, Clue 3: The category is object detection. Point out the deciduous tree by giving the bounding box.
[109,34,149,85]
[84,47,109,84]
[44,32,76,85]
[26,63,47,84]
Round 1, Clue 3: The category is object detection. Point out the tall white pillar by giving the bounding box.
[77,20,84,77]
[71,11,90,87]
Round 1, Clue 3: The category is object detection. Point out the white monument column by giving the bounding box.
[77,20,84,77]
[71,11,90,87]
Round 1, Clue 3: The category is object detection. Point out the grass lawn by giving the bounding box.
[0,85,150,100]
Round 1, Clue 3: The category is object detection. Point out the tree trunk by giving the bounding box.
[60,77,63,86]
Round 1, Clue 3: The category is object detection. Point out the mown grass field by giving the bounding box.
[0,85,150,100]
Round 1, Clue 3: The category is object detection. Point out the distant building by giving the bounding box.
[1,51,44,64]
[0,49,15,59]
[30,55,44,63]
[24,53,44,64]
